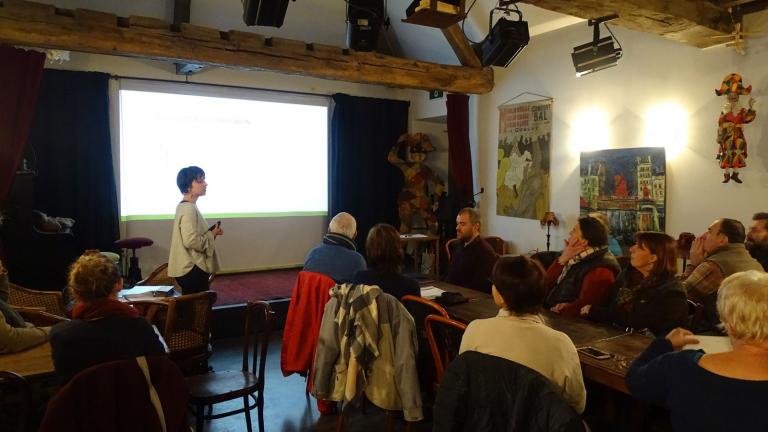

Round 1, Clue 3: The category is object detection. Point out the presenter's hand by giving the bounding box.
[212,227,224,237]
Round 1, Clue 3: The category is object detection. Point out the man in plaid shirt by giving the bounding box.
[682,218,763,331]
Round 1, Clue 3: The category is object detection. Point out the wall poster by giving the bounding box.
[496,100,551,220]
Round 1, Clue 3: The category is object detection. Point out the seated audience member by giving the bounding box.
[0,260,50,354]
[445,208,498,293]
[589,211,622,257]
[746,212,768,271]
[626,270,768,432]
[460,255,586,413]
[353,223,419,300]
[50,254,166,381]
[303,212,366,283]
[544,216,620,318]
[682,218,762,331]
[581,232,688,336]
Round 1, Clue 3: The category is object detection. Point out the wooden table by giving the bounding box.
[400,234,440,276]
[427,281,652,395]
[0,342,54,379]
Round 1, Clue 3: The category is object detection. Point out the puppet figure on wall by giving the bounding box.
[715,73,756,184]
[389,132,446,234]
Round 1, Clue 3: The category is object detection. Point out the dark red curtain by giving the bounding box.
[446,93,474,211]
[0,46,46,202]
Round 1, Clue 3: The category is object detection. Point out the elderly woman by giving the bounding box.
[168,166,222,295]
[544,216,621,317]
[352,223,419,300]
[50,254,166,381]
[581,232,689,336]
[459,255,586,413]
[626,270,768,431]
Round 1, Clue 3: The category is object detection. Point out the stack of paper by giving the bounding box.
[683,335,733,353]
[420,286,445,300]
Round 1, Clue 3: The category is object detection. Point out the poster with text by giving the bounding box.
[496,100,551,220]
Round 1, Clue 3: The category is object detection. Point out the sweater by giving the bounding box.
[303,234,367,283]
[168,201,220,277]
[445,236,498,293]
[626,338,768,432]
[459,310,586,413]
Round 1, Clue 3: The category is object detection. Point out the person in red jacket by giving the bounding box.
[543,216,620,318]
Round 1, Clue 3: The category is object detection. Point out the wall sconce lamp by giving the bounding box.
[539,211,560,251]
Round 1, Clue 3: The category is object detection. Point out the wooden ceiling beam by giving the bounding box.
[0,0,494,94]
[520,0,733,48]
[441,23,482,68]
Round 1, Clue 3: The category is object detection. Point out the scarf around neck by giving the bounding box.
[72,298,140,321]
[556,246,608,284]
[323,233,357,251]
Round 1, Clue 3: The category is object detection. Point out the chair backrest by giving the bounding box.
[424,314,467,386]
[483,236,507,255]
[445,238,459,262]
[0,371,31,432]
[39,356,188,432]
[136,263,179,289]
[163,291,217,364]
[530,250,561,270]
[242,302,274,385]
[687,299,705,332]
[8,283,67,317]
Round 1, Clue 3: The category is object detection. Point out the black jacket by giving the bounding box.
[545,249,620,307]
[433,351,585,432]
[587,271,689,337]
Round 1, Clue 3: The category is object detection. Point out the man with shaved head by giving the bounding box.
[303,212,366,283]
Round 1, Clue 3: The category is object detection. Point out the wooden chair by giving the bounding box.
[8,283,67,317]
[186,301,274,432]
[484,236,508,255]
[445,238,459,262]
[0,371,32,432]
[401,295,449,399]
[530,251,560,270]
[687,299,705,332]
[130,291,217,376]
[424,314,467,387]
[12,307,69,326]
[400,295,448,320]
[135,263,179,289]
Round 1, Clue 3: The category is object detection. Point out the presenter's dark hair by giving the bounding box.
[176,166,205,194]
[365,224,404,274]
[578,216,608,247]
[491,255,546,315]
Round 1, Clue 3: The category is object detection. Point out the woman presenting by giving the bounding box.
[168,166,222,294]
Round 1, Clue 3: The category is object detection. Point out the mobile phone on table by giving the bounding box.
[578,346,612,360]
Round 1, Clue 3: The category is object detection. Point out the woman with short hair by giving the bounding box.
[581,232,689,336]
[352,223,419,300]
[627,270,768,431]
[544,216,621,317]
[50,254,166,381]
[459,255,586,413]
[168,166,222,295]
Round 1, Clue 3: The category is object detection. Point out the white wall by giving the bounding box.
[50,51,412,273]
[476,19,768,255]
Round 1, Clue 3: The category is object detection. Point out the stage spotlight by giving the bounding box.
[571,15,622,77]
[472,1,529,67]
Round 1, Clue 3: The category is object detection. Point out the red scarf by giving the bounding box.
[71,298,139,321]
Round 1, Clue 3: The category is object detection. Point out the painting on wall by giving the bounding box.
[496,100,551,220]
[580,147,666,250]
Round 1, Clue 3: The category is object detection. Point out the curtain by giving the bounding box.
[446,93,474,212]
[0,46,45,202]
[329,93,409,252]
[26,70,119,252]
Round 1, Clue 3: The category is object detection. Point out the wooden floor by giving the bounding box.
[204,331,432,432]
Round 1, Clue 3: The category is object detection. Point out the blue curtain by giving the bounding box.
[27,70,119,253]
[329,94,409,252]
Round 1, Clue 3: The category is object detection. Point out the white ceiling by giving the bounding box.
[32,0,582,65]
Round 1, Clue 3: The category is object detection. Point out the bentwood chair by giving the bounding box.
[7,283,67,317]
[483,236,508,255]
[186,301,274,432]
[136,263,180,290]
[424,314,467,388]
[445,238,459,262]
[0,371,32,432]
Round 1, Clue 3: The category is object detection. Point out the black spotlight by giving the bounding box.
[571,15,622,77]
[241,0,291,27]
[472,1,529,68]
[346,0,385,52]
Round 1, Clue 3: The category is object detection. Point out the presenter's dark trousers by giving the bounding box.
[176,265,210,295]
